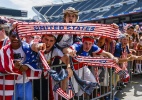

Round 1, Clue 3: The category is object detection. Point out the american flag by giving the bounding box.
[68,84,73,98]
[0,16,21,24]
[53,82,74,100]
[74,56,129,80]
[0,16,9,24]
[122,22,132,33]
[2,38,10,47]
[0,42,42,78]
[38,51,69,82]
[0,42,43,100]
[38,51,51,71]
[68,79,75,99]
[0,45,71,100]
[38,51,75,99]
[70,56,100,96]
[0,75,15,100]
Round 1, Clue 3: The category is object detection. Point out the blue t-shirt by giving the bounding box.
[114,43,130,58]
[71,42,102,56]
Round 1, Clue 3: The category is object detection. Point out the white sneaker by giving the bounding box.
[135,69,140,73]
[139,65,142,73]
[136,65,140,73]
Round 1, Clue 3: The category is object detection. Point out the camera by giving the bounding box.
[14,53,22,59]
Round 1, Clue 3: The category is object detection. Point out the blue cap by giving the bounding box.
[9,30,18,37]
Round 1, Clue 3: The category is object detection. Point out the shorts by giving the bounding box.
[12,81,32,100]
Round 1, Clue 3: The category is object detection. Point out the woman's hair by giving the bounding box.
[127,26,134,30]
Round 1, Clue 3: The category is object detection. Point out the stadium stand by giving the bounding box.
[0,7,27,17]
[33,0,142,22]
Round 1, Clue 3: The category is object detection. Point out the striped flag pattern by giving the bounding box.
[74,56,129,80]
[0,42,43,100]
[38,51,74,99]
[16,22,120,39]
[0,16,21,24]
[0,44,42,78]
[122,22,132,32]
[53,83,74,100]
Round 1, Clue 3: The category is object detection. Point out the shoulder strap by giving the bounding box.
[3,37,8,46]
[73,35,77,42]
[56,35,63,43]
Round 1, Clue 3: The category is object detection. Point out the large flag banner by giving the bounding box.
[16,22,120,39]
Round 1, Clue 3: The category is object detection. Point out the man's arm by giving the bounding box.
[93,50,118,63]
[98,50,114,59]
[118,56,135,63]
[14,61,28,72]
[61,55,73,77]
[31,43,46,52]
[63,47,77,57]
[129,49,136,54]
[61,55,70,68]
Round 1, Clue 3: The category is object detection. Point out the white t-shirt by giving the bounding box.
[44,48,64,65]
[57,34,73,48]
[13,46,29,83]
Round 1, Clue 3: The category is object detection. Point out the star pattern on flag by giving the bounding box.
[26,50,29,53]
[32,55,35,58]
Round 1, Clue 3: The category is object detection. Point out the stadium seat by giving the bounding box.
[40,6,52,15]
[33,0,142,22]
[52,3,72,16]
[34,7,42,12]
[126,1,142,13]
[112,3,135,15]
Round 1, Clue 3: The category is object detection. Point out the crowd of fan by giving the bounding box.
[0,7,142,100]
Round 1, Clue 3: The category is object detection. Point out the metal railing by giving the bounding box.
[0,62,118,100]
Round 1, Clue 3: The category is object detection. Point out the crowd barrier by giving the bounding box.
[0,62,117,100]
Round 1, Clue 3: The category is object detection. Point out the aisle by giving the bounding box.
[116,75,142,100]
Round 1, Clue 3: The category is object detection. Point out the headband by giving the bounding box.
[82,38,94,43]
